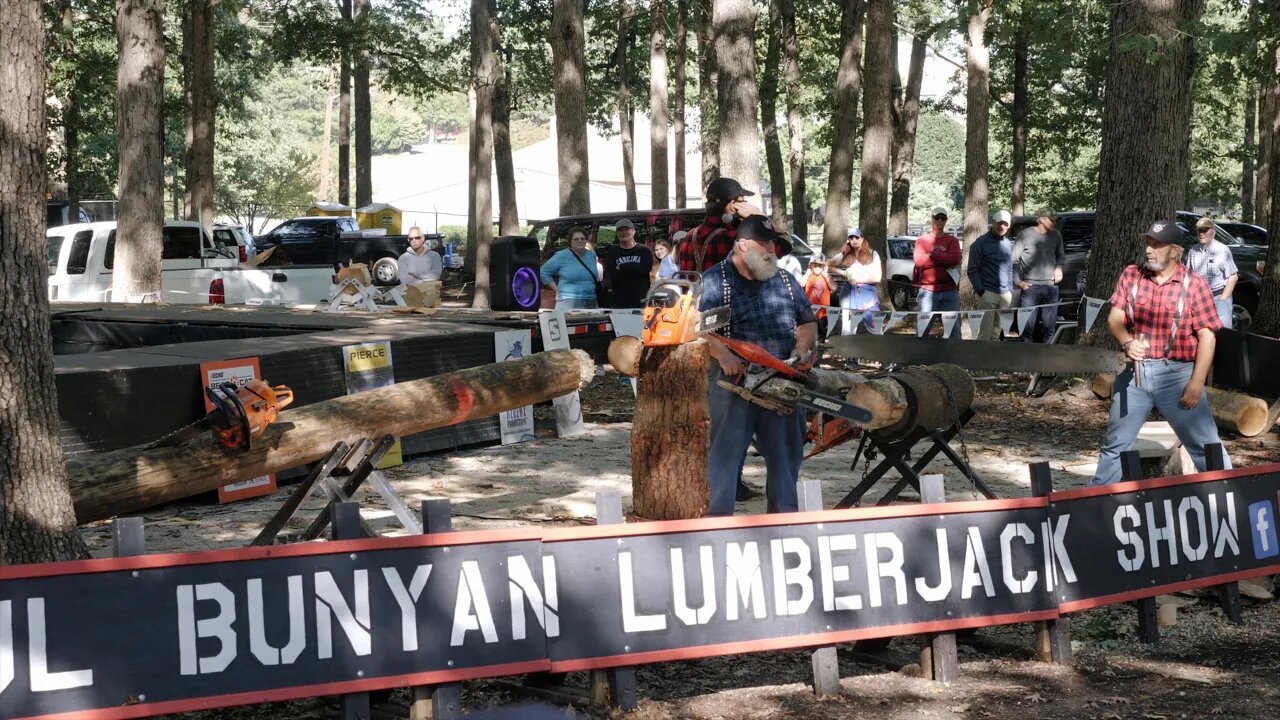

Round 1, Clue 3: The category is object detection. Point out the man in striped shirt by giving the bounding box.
[1186,217,1238,329]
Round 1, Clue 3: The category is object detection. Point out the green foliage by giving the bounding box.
[438,223,468,246]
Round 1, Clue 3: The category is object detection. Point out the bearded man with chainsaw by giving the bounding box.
[699,215,819,515]
[1091,219,1230,486]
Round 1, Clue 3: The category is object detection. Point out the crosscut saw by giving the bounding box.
[828,334,1125,375]
[714,336,873,423]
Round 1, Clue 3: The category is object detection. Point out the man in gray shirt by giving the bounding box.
[1187,217,1238,328]
[967,209,1014,340]
[398,226,442,285]
[1012,207,1066,343]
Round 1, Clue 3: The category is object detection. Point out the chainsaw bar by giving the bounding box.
[828,333,1125,374]
[795,389,873,424]
[699,305,731,334]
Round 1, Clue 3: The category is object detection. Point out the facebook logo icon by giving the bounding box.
[1248,501,1279,560]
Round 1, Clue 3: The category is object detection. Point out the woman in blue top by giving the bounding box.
[539,228,600,310]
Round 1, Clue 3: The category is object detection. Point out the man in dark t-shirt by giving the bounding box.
[602,219,654,308]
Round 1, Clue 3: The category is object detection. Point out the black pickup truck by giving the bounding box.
[255,216,443,285]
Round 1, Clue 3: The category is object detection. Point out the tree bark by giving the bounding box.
[319,70,336,201]
[713,0,759,192]
[67,350,596,524]
[858,0,893,281]
[550,0,591,215]
[1258,83,1273,225]
[339,0,352,206]
[618,0,638,211]
[1204,387,1271,438]
[1243,89,1256,225]
[114,0,165,303]
[353,0,372,208]
[632,343,710,519]
[0,0,88,563]
[60,0,82,222]
[780,0,805,240]
[761,0,787,230]
[491,8,519,238]
[695,0,720,189]
[1252,40,1280,338]
[959,0,992,310]
[889,31,927,236]
[182,0,215,232]
[470,0,496,308]
[651,0,670,209]
[674,0,689,208]
[1011,27,1028,216]
[821,0,866,257]
[1082,0,1206,314]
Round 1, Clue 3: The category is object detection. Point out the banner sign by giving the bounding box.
[2,466,1278,720]
[343,341,402,467]
[493,330,536,444]
[538,310,586,438]
[199,358,276,503]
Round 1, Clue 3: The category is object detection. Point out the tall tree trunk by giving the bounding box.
[618,1,637,211]
[182,0,214,231]
[1252,41,1280,338]
[695,0,720,189]
[888,31,927,236]
[958,0,992,309]
[61,0,82,222]
[821,0,866,257]
[1082,0,1206,314]
[493,72,520,236]
[0,0,88,564]
[471,0,496,308]
[713,0,758,191]
[550,0,591,215]
[780,0,805,240]
[1257,84,1272,225]
[674,0,688,208]
[761,0,786,229]
[318,70,335,201]
[338,0,352,206]
[1011,27,1028,216]
[651,0,670,209]
[353,0,372,208]
[1243,89,1256,225]
[114,0,165,302]
[858,0,892,276]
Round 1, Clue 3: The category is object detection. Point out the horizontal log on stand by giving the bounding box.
[67,349,597,524]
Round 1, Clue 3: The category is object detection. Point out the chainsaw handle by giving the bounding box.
[272,385,294,410]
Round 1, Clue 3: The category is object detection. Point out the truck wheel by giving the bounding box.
[890,281,910,310]
[371,257,399,285]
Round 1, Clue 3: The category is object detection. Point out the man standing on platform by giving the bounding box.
[968,210,1015,340]
[699,215,818,516]
[1012,207,1065,343]
[602,219,654,308]
[1091,219,1230,486]
[1186,217,1238,329]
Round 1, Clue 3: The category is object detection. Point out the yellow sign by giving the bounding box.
[342,341,402,468]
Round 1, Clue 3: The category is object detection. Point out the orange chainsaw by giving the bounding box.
[641,272,731,346]
[148,379,294,452]
[713,336,872,425]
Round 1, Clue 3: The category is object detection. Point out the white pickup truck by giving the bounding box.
[48,221,336,306]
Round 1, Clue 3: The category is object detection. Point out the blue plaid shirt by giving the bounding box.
[699,257,812,360]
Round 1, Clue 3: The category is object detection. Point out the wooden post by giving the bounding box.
[112,517,145,557]
[1203,444,1245,624]
[590,490,638,711]
[410,499,463,719]
[1029,462,1072,663]
[631,343,711,519]
[798,481,841,696]
[1119,450,1160,644]
[332,502,372,720]
[917,474,958,682]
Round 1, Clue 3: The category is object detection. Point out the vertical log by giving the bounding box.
[632,343,711,519]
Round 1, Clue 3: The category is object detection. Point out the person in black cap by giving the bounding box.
[601,218,654,308]
[697,214,818,516]
[676,177,765,272]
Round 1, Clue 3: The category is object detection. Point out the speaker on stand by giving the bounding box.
[490,236,542,311]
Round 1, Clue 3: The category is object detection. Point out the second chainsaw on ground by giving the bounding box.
[714,336,872,424]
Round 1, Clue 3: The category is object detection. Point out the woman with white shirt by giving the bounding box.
[829,227,882,334]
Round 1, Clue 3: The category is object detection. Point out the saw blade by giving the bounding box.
[828,333,1125,374]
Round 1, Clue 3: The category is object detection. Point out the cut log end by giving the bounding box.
[608,336,643,378]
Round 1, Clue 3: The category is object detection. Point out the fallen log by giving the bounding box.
[1206,386,1272,437]
[67,349,596,524]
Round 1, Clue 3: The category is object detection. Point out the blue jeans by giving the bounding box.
[1214,296,1233,330]
[838,283,879,334]
[556,297,599,310]
[707,375,807,515]
[1091,360,1231,486]
[917,288,958,313]
[1019,284,1059,343]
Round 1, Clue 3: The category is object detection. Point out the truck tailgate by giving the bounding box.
[221,265,335,306]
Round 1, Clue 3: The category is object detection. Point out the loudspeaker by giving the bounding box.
[490,236,542,311]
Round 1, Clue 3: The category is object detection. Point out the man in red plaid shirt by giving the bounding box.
[677,177,767,272]
[1091,219,1230,485]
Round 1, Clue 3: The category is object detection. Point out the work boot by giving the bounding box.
[736,478,761,500]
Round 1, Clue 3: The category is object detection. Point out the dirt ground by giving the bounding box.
[79,362,1280,720]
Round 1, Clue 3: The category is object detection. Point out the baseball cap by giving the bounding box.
[1195,216,1215,230]
[616,218,635,230]
[735,214,775,241]
[990,209,1012,225]
[1142,219,1181,245]
[809,251,826,264]
[706,177,755,205]
[1036,206,1057,221]
[773,232,793,257]
[847,227,864,238]
[671,229,688,242]
[931,206,949,219]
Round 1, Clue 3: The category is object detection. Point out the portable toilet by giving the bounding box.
[355,203,402,235]
[305,201,352,217]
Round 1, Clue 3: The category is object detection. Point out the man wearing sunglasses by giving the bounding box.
[1186,217,1238,329]
[399,226,442,285]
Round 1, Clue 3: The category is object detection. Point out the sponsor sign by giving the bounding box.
[538,310,585,437]
[494,330,535,444]
[343,341,402,467]
[199,358,276,503]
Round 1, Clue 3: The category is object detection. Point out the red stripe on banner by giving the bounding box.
[1049,462,1280,502]
[447,373,475,425]
[12,660,552,720]
[548,610,1059,672]
[1059,564,1280,613]
[542,496,1048,543]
